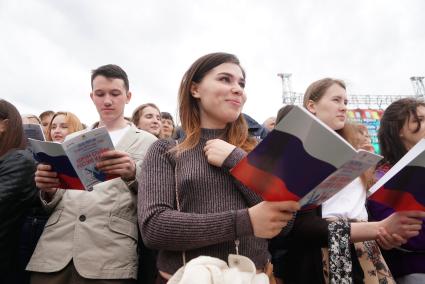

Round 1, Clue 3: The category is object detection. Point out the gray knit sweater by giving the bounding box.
[138,128,270,274]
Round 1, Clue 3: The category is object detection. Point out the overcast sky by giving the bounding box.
[2,0,424,125]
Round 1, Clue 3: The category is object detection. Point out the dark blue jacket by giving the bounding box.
[242,113,269,140]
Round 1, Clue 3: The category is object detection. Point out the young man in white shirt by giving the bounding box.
[27,64,157,284]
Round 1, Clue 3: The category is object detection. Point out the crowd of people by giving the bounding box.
[1,52,425,284]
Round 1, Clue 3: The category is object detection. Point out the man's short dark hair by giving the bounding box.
[91,64,129,91]
[39,110,54,120]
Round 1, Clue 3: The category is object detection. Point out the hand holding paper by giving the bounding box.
[231,106,382,209]
[97,150,136,180]
[29,127,116,190]
[35,164,59,197]
[248,200,300,238]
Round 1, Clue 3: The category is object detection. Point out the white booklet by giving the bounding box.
[231,105,383,209]
[29,127,116,190]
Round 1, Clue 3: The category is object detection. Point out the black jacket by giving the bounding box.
[0,149,37,272]
[270,207,364,284]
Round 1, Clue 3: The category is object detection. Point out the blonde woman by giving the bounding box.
[46,111,84,142]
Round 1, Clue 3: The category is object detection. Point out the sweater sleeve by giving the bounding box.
[222,147,264,207]
[138,140,253,251]
[222,147,246,170]
[39,188,65,211]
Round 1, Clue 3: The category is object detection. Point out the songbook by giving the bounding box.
[231,105,382,209]
[29,127,116,190]
[368,139,425,211]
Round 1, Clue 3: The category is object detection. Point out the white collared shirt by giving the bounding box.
[321,177,368,221]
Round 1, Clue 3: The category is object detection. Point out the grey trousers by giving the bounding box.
[31,261,136,284]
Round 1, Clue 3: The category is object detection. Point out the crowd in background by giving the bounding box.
[1,52,425,284]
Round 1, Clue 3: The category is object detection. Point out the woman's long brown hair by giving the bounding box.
[175,52,257,154]
[0,99,26,157]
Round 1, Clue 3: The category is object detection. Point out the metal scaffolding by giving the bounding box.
[410,76,425,99]
[277,74,424,109]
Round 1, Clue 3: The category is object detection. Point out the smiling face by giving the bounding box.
[190,62,246,129]
[50,114,69,142]
[400,105,425,150]
[136,106,162,137]
[306,83,348,131]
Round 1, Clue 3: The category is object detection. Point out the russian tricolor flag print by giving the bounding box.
[29,140,86,190]
[231,130,337,202]
[34,151,85,190]
[231,106,382,208]
[369,140,425,212]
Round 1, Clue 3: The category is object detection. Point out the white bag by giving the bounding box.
[167,254,269,284]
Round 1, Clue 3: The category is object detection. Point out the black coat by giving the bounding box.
[0,149,37,272]
[270,207,365,284]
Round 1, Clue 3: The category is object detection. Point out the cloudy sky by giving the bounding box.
[2,0,424,125]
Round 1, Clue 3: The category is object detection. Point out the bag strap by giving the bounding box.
[174,140,187,266]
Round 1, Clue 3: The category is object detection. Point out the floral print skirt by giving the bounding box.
[322,219,395,284]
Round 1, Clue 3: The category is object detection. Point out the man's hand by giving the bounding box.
[35,164,59,196]
[96,150,136,180]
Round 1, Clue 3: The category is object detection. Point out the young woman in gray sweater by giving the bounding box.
[138,52,300,282]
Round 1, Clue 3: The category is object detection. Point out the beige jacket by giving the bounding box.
[26,125,156,279]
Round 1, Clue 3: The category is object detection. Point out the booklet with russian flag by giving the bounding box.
[231,105,382,209]
[29,127,116,190]
[368,139,425,211]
